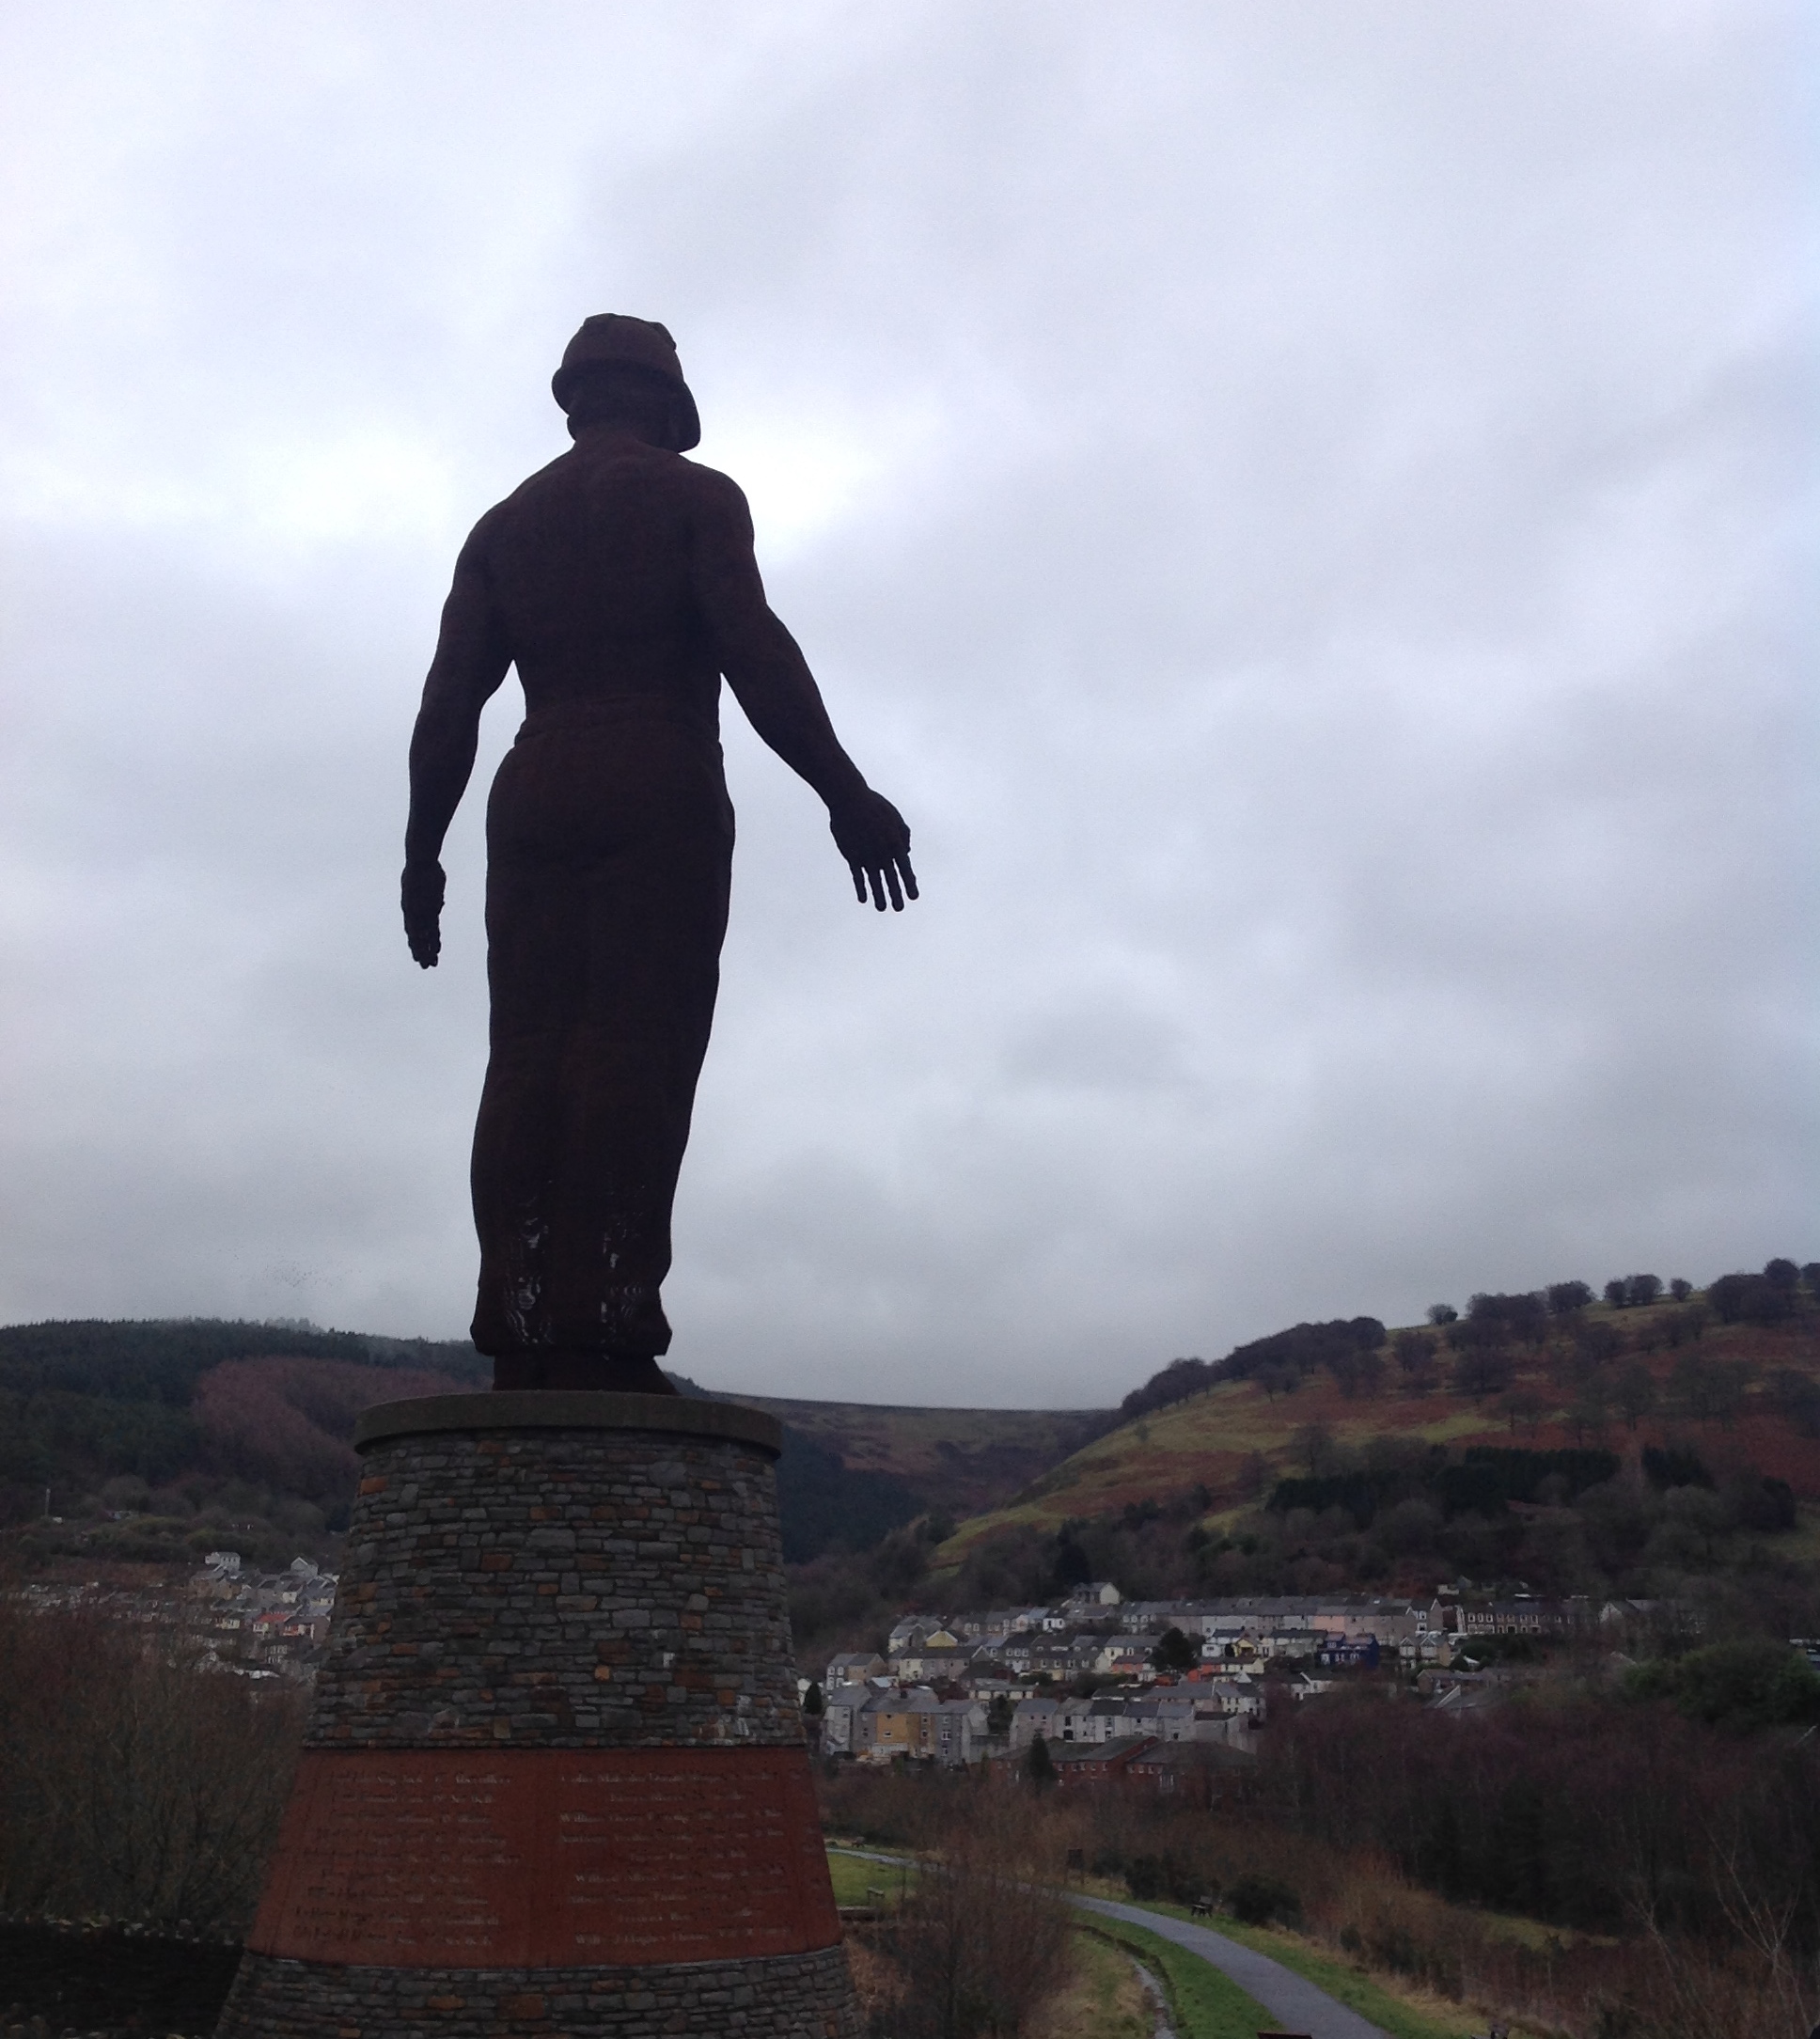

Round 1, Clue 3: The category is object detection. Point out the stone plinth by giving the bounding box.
[216,1393,857,2039]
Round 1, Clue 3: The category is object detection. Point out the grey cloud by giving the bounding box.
[0,3,1809,1405]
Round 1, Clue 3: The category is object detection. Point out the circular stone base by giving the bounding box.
[215,1945,858,2039]
[218,1396,855,2039]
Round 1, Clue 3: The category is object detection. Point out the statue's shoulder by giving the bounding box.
[672,457,751,530]
[675,454,742,494]
[476,447,747,546]
[495,448,582,512]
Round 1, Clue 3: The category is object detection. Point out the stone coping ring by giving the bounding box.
[353,1390,782,1457]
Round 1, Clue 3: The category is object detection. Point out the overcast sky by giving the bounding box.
[0,3,1811,1406]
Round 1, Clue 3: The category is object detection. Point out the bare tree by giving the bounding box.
[865,1797,1075,2038]
[0,1602,303,1934]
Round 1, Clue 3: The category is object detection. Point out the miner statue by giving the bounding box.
[402,315,917,1393]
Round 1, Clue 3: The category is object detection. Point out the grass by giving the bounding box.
[1047,1928,1154,2039]
[1077,1915,1275,2039]
[825,1845,918,1909]
[825,1846,1266,2036]
[1130,1899,1478,2039]
[829,1851,1498,2036]
[1772,1502,1820,1563]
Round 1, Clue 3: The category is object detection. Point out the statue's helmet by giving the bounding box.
[551,314,700,450]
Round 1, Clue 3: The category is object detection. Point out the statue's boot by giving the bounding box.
[490,1348,677,1394]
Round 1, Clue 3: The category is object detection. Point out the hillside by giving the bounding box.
[734,1396,1110,1525]
[927,1284,1820,1615]
[8,1267,1816,1615]
[0,1318,1103,1576]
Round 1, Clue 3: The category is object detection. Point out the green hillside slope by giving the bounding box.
[735,1397,1111,1525]
[928,1291,1820,1613]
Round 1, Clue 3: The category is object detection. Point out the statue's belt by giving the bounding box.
[514,698,718,745]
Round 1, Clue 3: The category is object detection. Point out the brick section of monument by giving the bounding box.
[215,1945,856,2039]
[308,1404,800,1749]
[247,1747,839,1966]
[217,1395,858,2039]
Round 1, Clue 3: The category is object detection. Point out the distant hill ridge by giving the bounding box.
[0,1315,487,1402]
[0,1318,1101,1572]
[927,1259,1820,1612]
[6,1263,1812,1589]
[1115,1258,1818,1425]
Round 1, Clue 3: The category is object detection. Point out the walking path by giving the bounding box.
[1072,1894,1389,2039]
[827,1847,1389,2038]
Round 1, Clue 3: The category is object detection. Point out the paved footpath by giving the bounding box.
[829,1848,1391,2039]
[1072,1894,1390,2039]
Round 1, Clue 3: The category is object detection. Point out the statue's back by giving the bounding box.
[479,438,724,731]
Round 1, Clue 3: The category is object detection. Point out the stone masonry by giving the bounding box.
[217,1393,859,2039]
[307,1398,798,1749]
[216,1946,857,2039]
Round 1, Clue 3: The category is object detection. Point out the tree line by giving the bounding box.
[823,1697,1820,2039]
[1120,1255,1818,1422]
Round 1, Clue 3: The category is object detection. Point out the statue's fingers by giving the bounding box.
[884,863,904,912]
[869,862,888,911]
[848,858,868,904]
[898,853,919,902]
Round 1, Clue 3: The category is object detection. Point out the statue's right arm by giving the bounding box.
[402,528,511,967]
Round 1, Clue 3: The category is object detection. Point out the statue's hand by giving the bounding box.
[829,790,918,913]
[402,859,446,967]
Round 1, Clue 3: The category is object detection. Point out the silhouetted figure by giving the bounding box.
[403,316,916,1393]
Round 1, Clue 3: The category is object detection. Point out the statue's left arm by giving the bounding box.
[691,470,918,912]
[402,526,511,966]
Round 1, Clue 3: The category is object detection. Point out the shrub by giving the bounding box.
[864,1803,1075,2039]
[1642,1446,1713,1491]
[1228,1873,1301,1927]
[1707,1272,1795,1326]
[1625,1639,1820,1731]
[0,1604,303,1933]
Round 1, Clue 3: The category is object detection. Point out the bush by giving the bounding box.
[1768,1367,1820,1437]
[1729,1474,1796,1534]
[1624,1639,1820,1731]
[1467,1292,1549,1343]
[1707,1272,1796,1326]
[863,1806,1075,2039]
[1228,1873,1301,1927]
[1121,1356,1216,1421]
[1122,1851,1207,1906]
[1391,1329,1439,1393]
[1150,1625,1199,1674]
[0,1605,303,1933]
[1642,1445,1713,1491]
